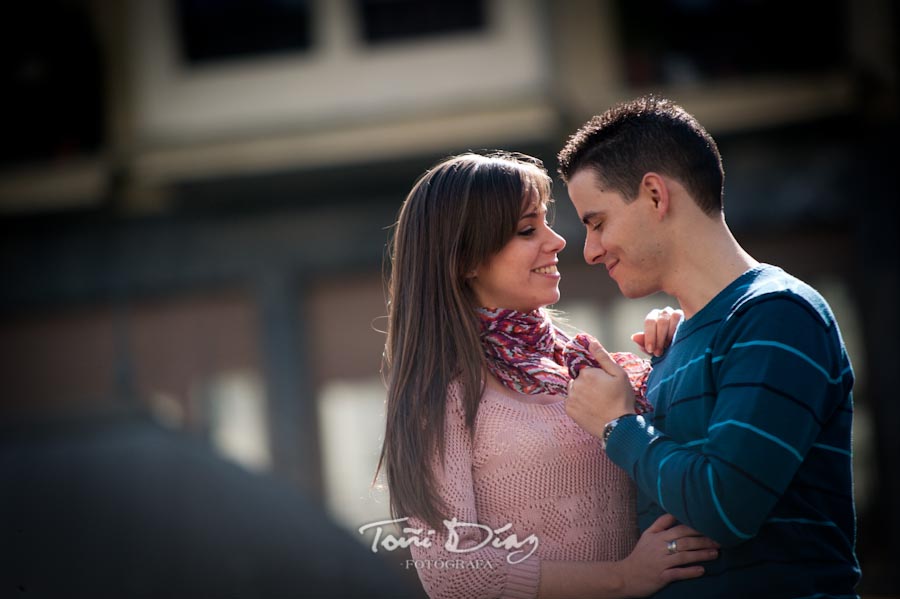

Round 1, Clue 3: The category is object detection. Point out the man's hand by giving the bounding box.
[565,341,636,438]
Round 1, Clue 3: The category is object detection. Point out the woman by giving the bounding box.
[377,152,718,598]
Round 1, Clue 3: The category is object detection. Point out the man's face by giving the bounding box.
[566,169,665,298]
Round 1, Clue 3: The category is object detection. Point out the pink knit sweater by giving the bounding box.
[408,379,639,599]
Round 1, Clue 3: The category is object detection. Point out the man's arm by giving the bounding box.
[604,296,852,546]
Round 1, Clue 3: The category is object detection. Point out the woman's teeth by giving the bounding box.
[532,265,558,275]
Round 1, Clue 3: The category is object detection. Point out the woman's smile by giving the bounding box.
[532,263,560,277]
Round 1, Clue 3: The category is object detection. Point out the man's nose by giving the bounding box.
[583,236,604,265]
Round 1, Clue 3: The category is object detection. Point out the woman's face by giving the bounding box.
[469,198,566,311]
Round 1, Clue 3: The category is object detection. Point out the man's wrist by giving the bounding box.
[602,414,636,450]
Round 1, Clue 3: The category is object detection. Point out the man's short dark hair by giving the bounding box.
[558,95,725,215]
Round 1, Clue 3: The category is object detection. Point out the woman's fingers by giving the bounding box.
[639,306,682,356]
[668,546,719,564]
[631,331,646,350]
[652,308,670,354]
[643,311,661,355]
[661,565,706,583]
[661,523,719,544]
[661,309,683,351]
[646,513,677,532]
[660,524,697,539]
[664,535,720,553]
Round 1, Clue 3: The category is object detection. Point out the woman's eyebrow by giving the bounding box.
[520,203,547,220]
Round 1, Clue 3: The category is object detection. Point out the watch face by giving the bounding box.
[603,415,633,449]
[602,419,617,448]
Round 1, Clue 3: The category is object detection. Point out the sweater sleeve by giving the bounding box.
[605,295,852,547]
[408,385,541,599]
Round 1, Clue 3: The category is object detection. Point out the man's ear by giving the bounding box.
[640,172,670,219]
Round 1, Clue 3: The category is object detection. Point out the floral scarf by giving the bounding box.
[477,307,652,413]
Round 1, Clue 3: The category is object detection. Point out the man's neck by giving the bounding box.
[665,220,758,319]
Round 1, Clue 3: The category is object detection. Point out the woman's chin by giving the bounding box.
[538,293,561,309]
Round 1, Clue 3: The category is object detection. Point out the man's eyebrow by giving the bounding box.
[580,210,603,225]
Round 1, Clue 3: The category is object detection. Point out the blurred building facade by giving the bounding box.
[1,0,896,594]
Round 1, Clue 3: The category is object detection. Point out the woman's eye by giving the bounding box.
[518,227,536,236]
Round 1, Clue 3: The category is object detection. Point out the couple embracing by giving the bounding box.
[377,96,859,599]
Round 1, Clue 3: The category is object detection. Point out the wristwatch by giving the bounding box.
[602,414,634,450]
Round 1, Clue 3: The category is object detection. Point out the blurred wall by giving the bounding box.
[0,0,896,594]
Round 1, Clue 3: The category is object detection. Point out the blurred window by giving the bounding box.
[175,0,313,64]
[0,4,104,166]
[615,0,847,86]
[317,378,390,535]
[356,0,487,44]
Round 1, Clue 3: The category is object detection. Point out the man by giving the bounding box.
[560,95,859,597]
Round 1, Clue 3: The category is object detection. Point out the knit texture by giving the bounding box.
[409,381,639,599]
[606,264,860,598]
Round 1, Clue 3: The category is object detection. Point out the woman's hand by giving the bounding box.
[616,513,719,597]
[631,306,683,357]
[537,513,718,598]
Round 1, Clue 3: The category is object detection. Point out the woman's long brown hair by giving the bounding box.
[376,152,553,530]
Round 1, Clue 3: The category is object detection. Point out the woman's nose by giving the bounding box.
[546,226,566,253]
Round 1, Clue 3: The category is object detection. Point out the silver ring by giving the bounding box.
[666,539,678,555]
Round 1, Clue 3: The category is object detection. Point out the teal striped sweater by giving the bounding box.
[606,264,860,598]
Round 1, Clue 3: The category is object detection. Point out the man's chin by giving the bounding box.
[604,269,655,299]
[616,282,653,300]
